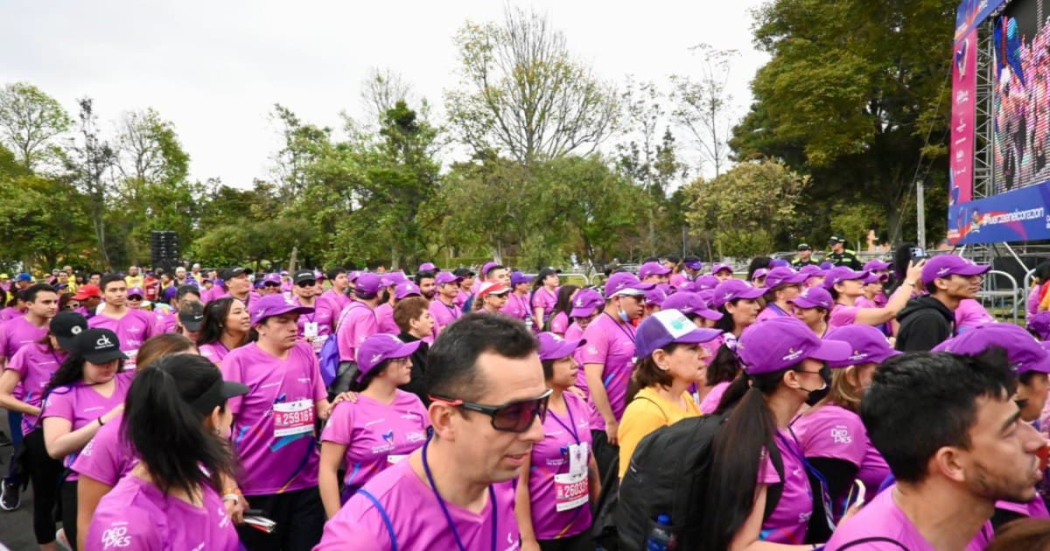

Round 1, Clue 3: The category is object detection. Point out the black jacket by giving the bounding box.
[895,296,956,352]
[397,333,431,406]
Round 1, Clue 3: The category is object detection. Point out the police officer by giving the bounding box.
[826,235,863,270]
[791,243,819,268]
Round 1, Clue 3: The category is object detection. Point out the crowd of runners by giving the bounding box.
[1,238,1050,550]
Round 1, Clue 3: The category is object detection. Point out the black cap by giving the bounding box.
[797,243,812,251]
[828,235,845,245]
[190,376,251,416]
[50,311,88,351]
[223,267,252,280]
[178,302,205,332]
[293,270,316,285]
[75,328,127,364]
[537,267,561,281]
[452,267,475,278]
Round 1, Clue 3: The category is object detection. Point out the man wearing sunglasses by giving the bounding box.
[317,313,546,550]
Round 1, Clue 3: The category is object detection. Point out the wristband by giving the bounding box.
[222,493,241,506]
[905,280,916,287]
[97,417,104,427]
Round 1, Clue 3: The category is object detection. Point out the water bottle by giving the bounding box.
[646,514,676,551]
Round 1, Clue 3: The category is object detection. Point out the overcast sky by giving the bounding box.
[1,0,770,188]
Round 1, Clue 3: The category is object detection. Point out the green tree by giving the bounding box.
[64,98,117,268]
[670,44,739,177]
[0,82,73,171]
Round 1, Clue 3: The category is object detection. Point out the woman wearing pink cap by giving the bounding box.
[543,284,580,336]
[792,324,899,522]
[789,287,835,338]
[564,288,604,397]
[220,294,331,549]
[824,262,923,332]
[710,263,734,282]
[319,334,429,518]
[701,317,853,549]
[374,272,407,334]
[196,297,251,365]
[617,310,722,479]
[502,272,536,329]
[531,268,561,330]
[515,333,599,551]
[376,281,422,335]
[756,267,808,323]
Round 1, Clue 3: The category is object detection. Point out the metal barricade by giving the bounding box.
[978,270,1020,324]
[524,273,592,288]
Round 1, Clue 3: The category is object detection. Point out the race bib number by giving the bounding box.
[553,442,589,512]
[304,322,319,338]
[124,349,139,368]
[273,399,315,438]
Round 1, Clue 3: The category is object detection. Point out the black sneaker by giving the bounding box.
[0,480,19,511]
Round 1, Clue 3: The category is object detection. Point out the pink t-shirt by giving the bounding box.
[0,306,21,322]
[220,342,327,495]
[826,485,994,550]
[41,372,135,480]
[579,314,637,431]
[566,323,588,397]
[314,459,520,551]
[429,299,461,338]
[85,474,240,551]
[670,274,688,288]
[5,343,66,435]
[320,391,429,495]
[318,290,351,332]
[336,302,379,363]
[157,312,178,334]
[198,341,231,365]
[757,430,812,545]
[828,304,859,332]
[549,312,570,335]
[88,309,158,369]
[1029,284,1044,322]
[792,404,891,508]
[453,291,469,309]
[501,293,533,324]
[699,381,731,414]
[955,299,995,334]
[532,288,558,318]
[527,392,593,540]
[0,315,48,360]
[295,298,332,355]
[71,412,138,486]
[855,296,877,309]
[756,303,792,323]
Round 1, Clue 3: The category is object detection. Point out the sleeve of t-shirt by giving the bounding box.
[6,345,30,379]
[83,506,161,550]
[219,353,245,416]
[830,306,859,328]
[40,388,74,422]
[71,428,122,485]
[757,449,781,485]
[0,323,9,360]
[617,400,668,476]
[320,402,354,445]
[579,323,610,367]
[550,313,568,335]
[313,498,388,551]
[799,414,865,467]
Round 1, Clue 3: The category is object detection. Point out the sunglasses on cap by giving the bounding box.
[429,388,552,433]
[296,280,317,287]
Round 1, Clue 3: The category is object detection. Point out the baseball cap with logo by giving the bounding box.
[661,292,723,321]
[72,284,101,301]
[355,273,383,298]
[511,272,534,287]
[223,267,252,280]
[293,270,316,285]
[178,302,206,332]
[710,263,733,276]
[822,267,869,290]
[394,282,422,300]
[355,334,421,382]
[51,311,88,351]
[126,287,145,299]
[644,286,670,307]
[380,271,408,289]
[789,287,834,310]
[418,262,438,273]
[864,259,891,272]
[75,328,128,364]
[711,279,764,309]
[635,309,723,359]
[824,325,901,367]
[638,262,672,281]
[920,255,990,286]
[933,322,1050,374]
[477,282,511,298]
[481,262,501,277]
[682,257,704,271]
[537,332,586,361]
[435,272,463,286]
[695,275,720,291]
[797,243,812,251]
[603,273,655,299]
[737,317,851,375]
[764,267,807,289]
[569,289,605,318]
[262,273,282,285]
[828,235,846,245]
[249,294,314,325]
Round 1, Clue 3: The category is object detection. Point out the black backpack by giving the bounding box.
[609,412,784,551]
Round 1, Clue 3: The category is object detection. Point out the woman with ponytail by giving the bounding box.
[701,317,853,550]
[84,354,248,550]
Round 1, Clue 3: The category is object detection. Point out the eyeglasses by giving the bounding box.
[429,388,552,433]
[297,281,316,287]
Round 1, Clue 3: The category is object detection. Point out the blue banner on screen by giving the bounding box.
[948,181,1050,244]
[956,0,1009,43]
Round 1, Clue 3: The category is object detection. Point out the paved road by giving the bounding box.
[0,409,43,551]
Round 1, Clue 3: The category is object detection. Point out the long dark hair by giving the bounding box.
[706,344,741,387]
[702,367,795,549]
[547,285,580,326]
[121,354,234,497]
[46,353,126,393]
[747,257,772,280]
[347,360,391,393]
[197,297,243,347]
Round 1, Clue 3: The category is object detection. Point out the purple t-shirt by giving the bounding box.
[579,314,637,431]
[532,288,558,318]
[527,392,593,540]
[336,302,379,363]
[376,303,398,335]
[792,404,891,511]
[88,309,157,369]
[550,312,570,336]
[221,342,327,495]
[320,390,429,495]
[429,299,461,338]
[71,412,137,486]
[756,303,792,323]
[85,474,240,551]
[756,429,813,545]
[198,341,231,365]
[955,299,995,334]
[699,381,731,415]
[41,372,134,480]
[5,343,66,435]
[828,304,860,332]
[314,459,521,551]
[0,315,48,360]
[566,323,588,397]
[501,293,533,323]
[826,485,995,550]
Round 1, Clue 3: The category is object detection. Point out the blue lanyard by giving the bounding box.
[548,397,580,444]
[776,428,836,528]
[603,313,636,343]
[422,438,498,551]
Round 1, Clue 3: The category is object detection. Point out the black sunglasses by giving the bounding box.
[297,280,316,287]
[429,388,552,433]
[264,282,281,288]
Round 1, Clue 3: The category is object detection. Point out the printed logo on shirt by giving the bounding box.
[504,532,520,551]
[406,431,426,443]
[365,418,386,427]
[82,440,94,457]
[127,326,142,333]
[101,525,132,548]
[830,425,852,444]
[383,430,395,447]
[83,406,105,414]
[297,377,311,384]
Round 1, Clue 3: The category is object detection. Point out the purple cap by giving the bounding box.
[348,271,362,282]
[644,286,670,307]
[711,263,733,275]
[662,292,723,321]
[1030,312,1050,340]
[788,287,834,310]
[798,265,822,276]
[675,281,697,293]
[511,271,534,286]
[695,275,720,291]
[636,309,723,359]
[435,272,462,286]
[696,290,716,307]
[380,271,408,288]
[683,259,704,271]
[569,289,605,317]
[162,286,179,302]
[604,272,655,299]
[394,282,422,300]
[752,268,770,281]
[537,332,586,361]
[126,287,144,299]
[862,273,882,285]
[765,267,807,289]
[824,325,901,367]
[823,267,869,290]
[355,273,382,297]
[250,294,314,325]
[933,323,1050,374]
[418,262,438,273]
[921,255,990,285]
[711,279,764,309]
[738,317,852,375]
[820,261,836,270]
[356,334,421,382]
[481,261,500,277]
[263,273,282,285]
[638,262,671,280]
[769,259,790,269]
[864,259,891,272]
